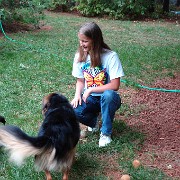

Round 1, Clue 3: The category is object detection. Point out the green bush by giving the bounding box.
[75,0,110,17]
[75,0,156,20]
[41,0,76,12]
[0,0,176,25]
[13,7,43,25]
[109,0,149,20]
[0,0,44,27]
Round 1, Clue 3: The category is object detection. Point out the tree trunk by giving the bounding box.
[163,0,170,12]
[148,0,155,13]
[176,0,180,6]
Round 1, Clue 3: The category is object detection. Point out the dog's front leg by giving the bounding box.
[62,169,69,180]
[45,170,52,180]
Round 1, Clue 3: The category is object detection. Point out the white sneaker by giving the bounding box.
[87,121,99,132]
[87,114,101,132]
[99,133,112,147]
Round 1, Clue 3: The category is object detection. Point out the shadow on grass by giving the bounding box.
[113,120,145,151]
[70,153,107,180]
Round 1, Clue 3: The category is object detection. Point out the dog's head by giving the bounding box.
[42,93,69,115]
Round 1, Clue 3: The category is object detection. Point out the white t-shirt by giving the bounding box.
[72,49,124,96]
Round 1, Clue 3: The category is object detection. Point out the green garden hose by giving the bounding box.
[120,79,180,93]
[0,20,27,45]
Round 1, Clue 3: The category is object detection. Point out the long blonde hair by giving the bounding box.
[77,22,111,67]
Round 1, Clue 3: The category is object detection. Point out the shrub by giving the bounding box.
[41,0,76,12]
[75,0,110,17]
[0,0,44,27]
[75,0,156,20]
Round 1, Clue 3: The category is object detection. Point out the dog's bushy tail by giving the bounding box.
[0,125,48,166]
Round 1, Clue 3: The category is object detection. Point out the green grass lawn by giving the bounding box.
[0,12,179,179]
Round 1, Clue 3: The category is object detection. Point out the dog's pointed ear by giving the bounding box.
[0,116,6,125]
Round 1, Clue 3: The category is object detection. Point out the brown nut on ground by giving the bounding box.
[133,159,141,168]
[120,174,130,180]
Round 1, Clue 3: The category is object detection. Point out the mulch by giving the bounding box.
[121,73,180,178]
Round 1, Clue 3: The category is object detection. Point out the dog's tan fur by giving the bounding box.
[0,129,41,165]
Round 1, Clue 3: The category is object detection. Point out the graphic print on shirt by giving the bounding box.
[82,62,108,88]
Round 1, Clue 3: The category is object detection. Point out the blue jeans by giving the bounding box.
[74,90,121,136]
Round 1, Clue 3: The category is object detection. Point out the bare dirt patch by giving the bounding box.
[120,73,180,179]
[0,20,52,38]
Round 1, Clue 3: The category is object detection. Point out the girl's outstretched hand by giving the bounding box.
[71,96,82,108]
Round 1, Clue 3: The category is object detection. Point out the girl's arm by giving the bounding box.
[71,78,85,108]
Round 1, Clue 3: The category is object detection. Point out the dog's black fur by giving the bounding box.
[0,93,80,180]
[0,115,6,125]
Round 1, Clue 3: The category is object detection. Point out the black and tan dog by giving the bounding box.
[0,93,80,180]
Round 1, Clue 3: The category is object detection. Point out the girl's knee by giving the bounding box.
[102,90,114,98]
[101,90,121,105]
[102,90,118,100]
